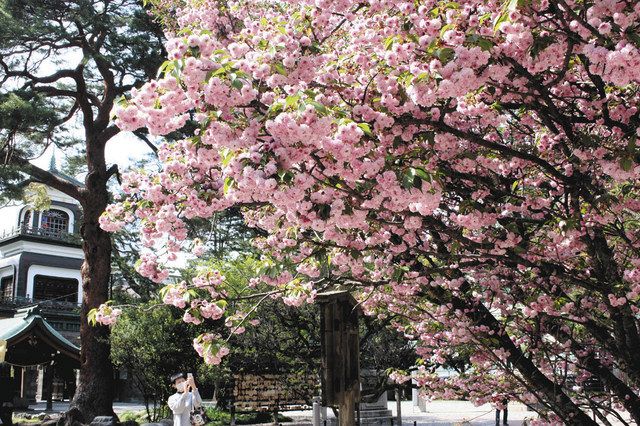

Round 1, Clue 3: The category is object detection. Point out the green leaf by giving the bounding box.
[627,30,640,48]
[493,0,519,31]
[467,34,495,51]
[87,308,97,326]
[158,285,171,299]
[440,23,455,37]
[223,176,234,194]
[220,148,236,166]
[493,11,510,31]
[626,135,637,154]
[383,36,396,50]
[435,47,455,63]
[268,102,284,117]
[414,167,431,182]
[357,122,373,137]
[231,79,243,89]
[210,65,229,78]
[402,168,416,189]
[620,156,634,172]
[308,100,329,115]
[274,62,287,76]
[285,93,301,108]
[413,72,430,84]
[157,60,175,77]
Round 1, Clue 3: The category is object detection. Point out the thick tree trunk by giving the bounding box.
[69,178,115,423]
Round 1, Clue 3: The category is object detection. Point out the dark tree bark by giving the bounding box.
[71,170,116,421]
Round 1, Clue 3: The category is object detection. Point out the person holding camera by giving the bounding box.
[168,372,203,426]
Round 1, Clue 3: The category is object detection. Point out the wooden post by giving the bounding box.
[338,387,357,426]
[318,291,361,426]
[43,364,54,411]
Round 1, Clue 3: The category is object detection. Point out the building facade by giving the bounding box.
[0,165,84,404]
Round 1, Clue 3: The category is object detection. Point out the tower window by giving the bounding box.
[40,209,70,235]
[22,210,33,228]
[0,276,13,300]
[33,275,78,303]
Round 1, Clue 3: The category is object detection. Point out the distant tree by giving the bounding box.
[180,256,417,408]
[110,302,201,421]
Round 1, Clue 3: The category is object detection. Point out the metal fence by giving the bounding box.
[0,296,81,311]
[0,225,82,245]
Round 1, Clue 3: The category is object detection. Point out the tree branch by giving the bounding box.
[6,154,83,200]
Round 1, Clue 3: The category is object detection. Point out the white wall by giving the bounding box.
[46,187,81,206]
[0,240,83,259]
[0,204,23,235]
[26,265,82,304]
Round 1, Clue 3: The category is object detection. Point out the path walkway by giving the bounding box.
[283,400,536,426]
[24,399,632,425]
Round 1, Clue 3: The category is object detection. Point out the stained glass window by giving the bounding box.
[40,209,70,235]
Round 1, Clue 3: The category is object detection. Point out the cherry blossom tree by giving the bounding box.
[101,0,640,423]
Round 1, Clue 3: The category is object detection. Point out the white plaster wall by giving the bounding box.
[0,204,24,235]
[46,187,81,206]
[0,241,83,259]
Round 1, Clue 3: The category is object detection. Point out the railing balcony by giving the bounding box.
[0,225,82,246]
[0,296,81,312]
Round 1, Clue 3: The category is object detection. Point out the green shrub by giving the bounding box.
[203,407,292,425]
[119,410,150,424]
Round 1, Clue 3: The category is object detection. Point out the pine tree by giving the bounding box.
[0,0,165,421]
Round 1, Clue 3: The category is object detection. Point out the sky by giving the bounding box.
[25,40,157,177]
[32,131,156,178]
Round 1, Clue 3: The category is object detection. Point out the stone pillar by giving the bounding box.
[313,396,322,426]
[395,388,401,426]
[36,367,44,401]
[20,368,25,398]
[411,379,418,407]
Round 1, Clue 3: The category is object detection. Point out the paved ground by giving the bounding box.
[281,401,537,426]
[385,400,536,425]
[24,401,148,414]
[21,399,634,425]
[25,400,537,425]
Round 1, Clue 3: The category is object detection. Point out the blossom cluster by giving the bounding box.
[105,0,640,423]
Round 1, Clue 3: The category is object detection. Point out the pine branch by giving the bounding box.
[6,154,83,201]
